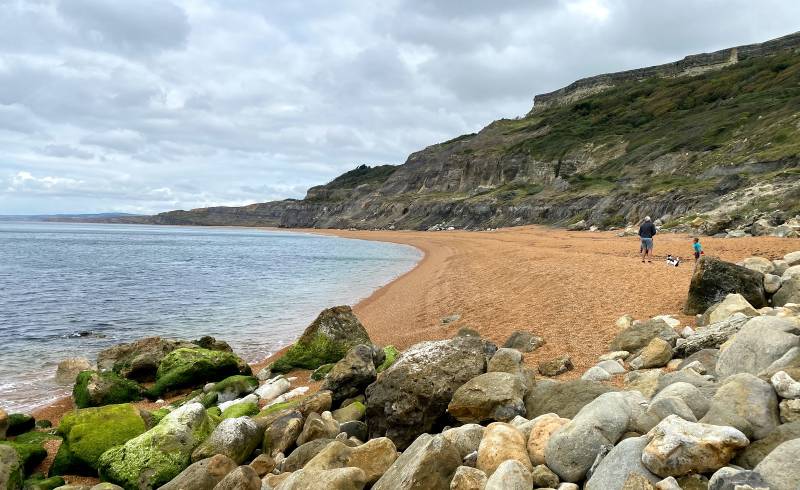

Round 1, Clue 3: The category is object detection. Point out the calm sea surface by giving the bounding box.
[0,222,421,413]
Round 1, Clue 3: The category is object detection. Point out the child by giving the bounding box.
[692,237,703,271]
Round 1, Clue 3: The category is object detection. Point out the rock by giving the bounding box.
[52,403,147,473]
[774,276,800,306]
[256,367,272,381]
[545,391,648,482]
[304,438,398,485]
[484,460,532,490]
[597,359,626,374]
[98,403,215,490]
[502,331,543,353]
[655,476,681,490]
[531,464,559,488]
[192,417,261,464]
[652,382,710,419]
[4,414,33,438]
[281,439,335,472]
[249,454,275,477]
[271,306,371,373]
[621,473,657,489]
[0,445,22,490]
[332,401,365,423]
[55,358,93,385]
[640,396,697,432]
[212,375,258,403]
[703,294,759,325]
[779,398,800,422]
[72,370,142,408]
[708,466,769,490]
[220,402,258,419]
[297,390,333,417]
[442,424,485,459]
[753,438,800,490]
[716,316,800,379]
[734,420,800,468]
[447,372,526,423]
[150,348,250,397]
[677,349,720,376]
[476,422,531,477]
[365,336,495,450]
[675,315,749,357]
[538,355,573,376]
[655,368,715,397]
[449,466,487,490]
[322,345,377,405]
[160,454,237,490]
[771,370,800,398]
[487,348,523,374]
[526,413,569,466]
[701,373,779,440]
[262,411,304,458]
[685,257,766,314]
[624,370,664,398]
[581,366,611,382]
[642,415,749,477]
[764,273,782,294]
[296,412,340,446]
[599,351,629,362]
[274,467,367,490]
[609,319,678,354]
[740,257,775,274]
[212,465,261,490]
[585,436,660,490]
[97,337,197,381]
[218,394,258,413]
[631,338,673,370]
[558,484,580,490]
[0,409,6,441]
[783,264,800,280]
[616,314,635,330]
[784,250,800,266]
[339,421,367,441]
[372,433,461,490]
[525,379,615,418]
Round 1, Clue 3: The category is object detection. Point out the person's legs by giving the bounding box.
[641,239,646,262]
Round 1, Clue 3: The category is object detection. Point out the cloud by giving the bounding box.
[0,0,799,214]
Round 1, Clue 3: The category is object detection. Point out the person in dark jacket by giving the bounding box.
[638,216,657,263]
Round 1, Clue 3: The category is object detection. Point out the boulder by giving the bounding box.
[642,415,748,477]
[249,454,275,477]
[282,439,336,472]
[97,337,197,381]
[771,370,800,398]
[322,345,377,405]
[297,390,333,417]
[581,366,611,382]
[0,445,21,490]
[739,256,774,274]
[674,315,749,357]
[502,331,543,353]
[545,391,648,482]
[733,420,800,468]
[707,467,769,490]
[585,436,660,490]
[449,466,487,490]
[764,273,782,294]
[447,372,526,423]
[372,433,461,490]
[255,377,292,403]
[630,338,673,370]
[702,294,758,325]
[5,414,34,438]
[784,250,800,266]
[212,465,261,490]
[526,413,569,466]
[55,358,93,385]
[442,424,485,459]
[652,382,710,419]
[484,460,532,490]
[715,316,800,379]
[211,375,258,403]
[98,402,216,490]
[780,398,800,422]
[525,379,615,418]
[271,306,371,373]
[538,355,573,376]
[296,412,340,446]
[72,370,142,409]
[677,349,720,376]
[52,403,147,474]
[609,319,677,354]
[339,421,367,441]
[192,417,261,464]
[530,464,559,488]
[332,401,365,423]
[774,276,800,306]
[159,454,237,490]
[624,370,664,399]
[365,336,494,450]
[487,348,523,374]
[273,467,367,490]
[701,373,779,440]
[304,438,398,485]
[476,422,531,477]
[597,359,626,374]
[685,257,766,314]
[262,411,304,458]
[150,348,250,397]
[753,438,800,490]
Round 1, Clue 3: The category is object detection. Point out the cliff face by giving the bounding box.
[140,32,800,232]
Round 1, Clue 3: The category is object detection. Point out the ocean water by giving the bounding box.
[0,222,421,413]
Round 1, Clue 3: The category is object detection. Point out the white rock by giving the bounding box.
[256,377,291,402]
[681,360,706,374]
[615,315,634,330]
[783,250,800,266]
[765,273,782,294]
[266,386,309,407]
[771,370,800,399]
[705,294,758,324]
[598,351,629,362]
[740,257,775,274]
[655,476,681,489]
[680,326,695,338]
[217,393,258,412]
[596,360,626,374]
[581,366,611,382]
[782,265,800,281]
[653,315,681,328]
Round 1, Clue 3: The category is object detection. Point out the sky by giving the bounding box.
[1,0,799,215]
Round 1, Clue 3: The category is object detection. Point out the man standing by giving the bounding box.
[638,216,657,263]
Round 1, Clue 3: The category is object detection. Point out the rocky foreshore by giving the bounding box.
[2,252,800,490]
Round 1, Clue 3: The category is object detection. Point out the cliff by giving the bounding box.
[130,31,800,233]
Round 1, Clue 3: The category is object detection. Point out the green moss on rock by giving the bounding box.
[22,475,65,490]
[0,445,23,490]
[0,441,47,474]
[221,402,258,420]
[148,408,170,426]
[377,346,400,373]
[310,363,335,381]
[257,400,300,418]
[72,371,142,409]
[211,375,258,398]
[149,348,250,397]
[7,414,35,437]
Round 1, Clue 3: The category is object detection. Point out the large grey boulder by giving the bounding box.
[365,336,495,450]
[652,382,710,419]
[700,373,779,440]
[754,438,800,490]
[674,315,749,357]
[525,379,615,419]
[442,424,485,459]
[774,276,800,306]
[372,434,461,490]
[715,316,799,379]
[702,294,758,325]
[708,467,769,490]
[484,460,532,490]
[608,319,677,354]
[191,417,261,464]
[733,421,800,468]
[544,391,648,482]
[447,372,526,423]
[585,436,660,490]
[322,345,378,405]
[685,257,766,314]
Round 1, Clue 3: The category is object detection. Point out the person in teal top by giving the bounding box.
[692,237,703,271]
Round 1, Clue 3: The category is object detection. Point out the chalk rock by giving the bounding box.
[449,466,487,490]
[599,351,629,362]
[477,422,531,477]
[754,438,800,490]
[641,415,749,477]
[597,359,626,374]
[484,460,532,490]
[527,413,570,466]
[771,370,800,398]
[701,373,780,440]
[581,366,611,382]
[255,377,291,402]
[448,372,526,423]
[372,433,461,490]
[585,436,660,490]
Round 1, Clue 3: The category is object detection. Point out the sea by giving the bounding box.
[0,222,421,413]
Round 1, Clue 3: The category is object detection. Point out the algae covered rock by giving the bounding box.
[211,375,258,403]
[376,345,399,372]
[271,306,371,373]
[220,402,258,419]
[97,402,216,490]
[72,371,142,409]
[52,403,147,474]
[97,337,196,381]
[191,417,261,464]
[0,445,22,490]
[6,414,35,437]
[150,348,250,397]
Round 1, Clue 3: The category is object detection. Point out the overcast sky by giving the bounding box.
[1,0,798,214]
